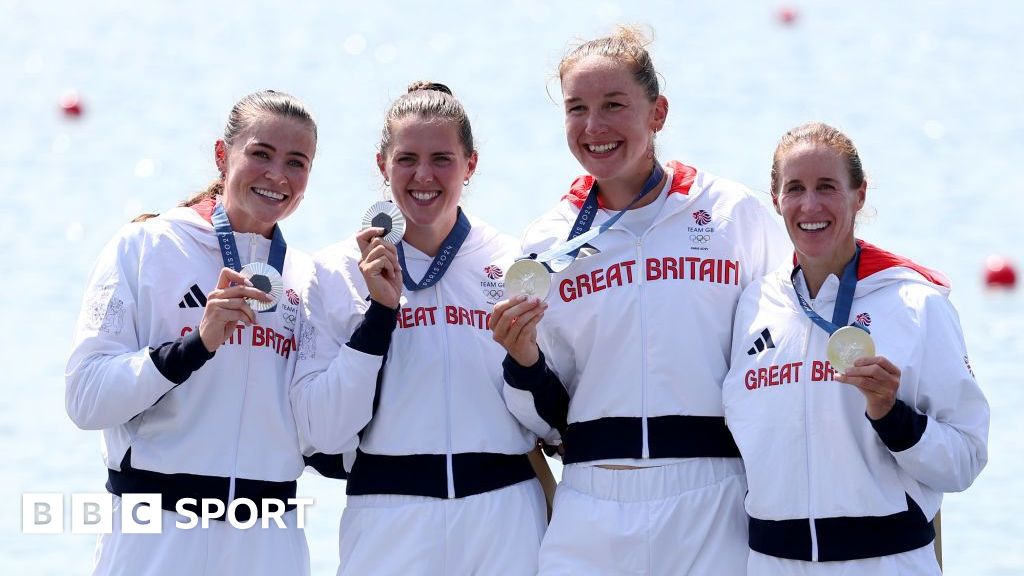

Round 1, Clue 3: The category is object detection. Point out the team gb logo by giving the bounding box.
[692,209,712,226]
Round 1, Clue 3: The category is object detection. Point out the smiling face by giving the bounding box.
[377,116,476,246]
[216,112,315,237]
[773,143,866,275]
[561,55,667,189]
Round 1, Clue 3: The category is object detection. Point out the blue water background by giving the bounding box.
[1,0,1021,573]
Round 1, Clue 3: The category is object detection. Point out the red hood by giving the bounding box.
[562,160,698,210]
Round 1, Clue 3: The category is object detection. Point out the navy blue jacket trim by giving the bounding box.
[303,452,348,479]
[149,330,216,385]
[502,350,570,434]
[748,493,936,562]
[106,449,296,522]
[346,450,535,499]
[347,300,399,356]
[869,399,929,453]
[561,415,741,464]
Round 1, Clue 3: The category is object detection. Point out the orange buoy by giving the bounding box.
[60,91,83,117]
[983,255,1017,289]
[777,6,798,25]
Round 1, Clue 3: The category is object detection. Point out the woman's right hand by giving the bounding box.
[490,295,548,367]
[357,227,402,309]
[199,267,271,353]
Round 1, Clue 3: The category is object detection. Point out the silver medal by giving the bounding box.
[361,201,406,244]
[240,262,284,312]
[826,326,875,373]
[505,259,551,300]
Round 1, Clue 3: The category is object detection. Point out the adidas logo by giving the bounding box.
[178,284,208,309]
[747,328,775,355]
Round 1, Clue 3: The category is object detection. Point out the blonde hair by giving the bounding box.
[558,25,660,102]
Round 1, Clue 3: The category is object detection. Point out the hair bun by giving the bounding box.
[407,81,453,96]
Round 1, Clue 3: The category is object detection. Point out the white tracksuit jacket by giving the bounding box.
[65,199,315,574]
[291,214,539,498]
[503,161,790,465]
[67,200,313,486]
[722,239,989,563]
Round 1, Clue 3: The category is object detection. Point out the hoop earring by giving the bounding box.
[463,178,470,187]
[383,179,390,187]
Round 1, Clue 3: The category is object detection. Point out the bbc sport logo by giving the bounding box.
[22,493,315,534]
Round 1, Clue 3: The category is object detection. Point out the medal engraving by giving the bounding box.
[240,262,284,312]
[362,201,406,244]
[827,326,875,373]
[505,259,551,300]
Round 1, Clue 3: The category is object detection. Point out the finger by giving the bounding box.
[493,298,546,337]
[492,296,527,316]
[207,308,254,331]
[209,297,258,324]
[506,309,544,343]
[383,245,401,272]
[215,267,252,290]
[356,228,388,255]
[836,374,892,399]
[851,355,900,377]
[210,285,273,302]
[364,243,397,264]
[504,298,547,320]
[489,297,526,332]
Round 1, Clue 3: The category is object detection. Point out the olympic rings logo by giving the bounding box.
[483,289,505,300]
[281,313,297,324]
[689,234,712,243]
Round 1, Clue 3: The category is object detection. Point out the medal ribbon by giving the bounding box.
[530,162,666,271]
[790,244,869,335]
[212,201,287,312]
[396,207,472,291]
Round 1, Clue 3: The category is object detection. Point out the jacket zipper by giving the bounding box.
[635,236,649,459]
[436,284,455,499]
[228,234,258,502]
[802,293,818,561]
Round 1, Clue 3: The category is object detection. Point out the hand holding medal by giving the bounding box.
[505,259,552,300]
[835,353,902,420]
[240,262,284,312]
[362,201,406,245]
[490,295,548,367]
[358,201,405,309]
[198,267,273,352]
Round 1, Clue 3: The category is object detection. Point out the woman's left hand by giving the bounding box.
[836,356,901,420]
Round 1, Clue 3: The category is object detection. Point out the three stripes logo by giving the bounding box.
[178,284,208,309]
[746,328,775,356]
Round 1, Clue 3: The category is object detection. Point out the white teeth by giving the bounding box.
[587,142,619,153]
[410,191,440,201]
[799,222,828,231]
[253,188,285,200]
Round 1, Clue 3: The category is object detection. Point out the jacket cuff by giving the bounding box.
[149,330,216,385]
[868,399,928,453]
[346,300,399,356]
[503,350,547,391]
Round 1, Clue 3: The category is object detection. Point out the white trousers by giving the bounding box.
[748,543,940,575]
[539,458,748,575]
[337,478,546,576]
[90,495,309,576]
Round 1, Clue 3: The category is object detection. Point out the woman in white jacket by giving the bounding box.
[722,122,989,575]
[491,27,789,575]
[66,90,318,576]
[290,81,546,576]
